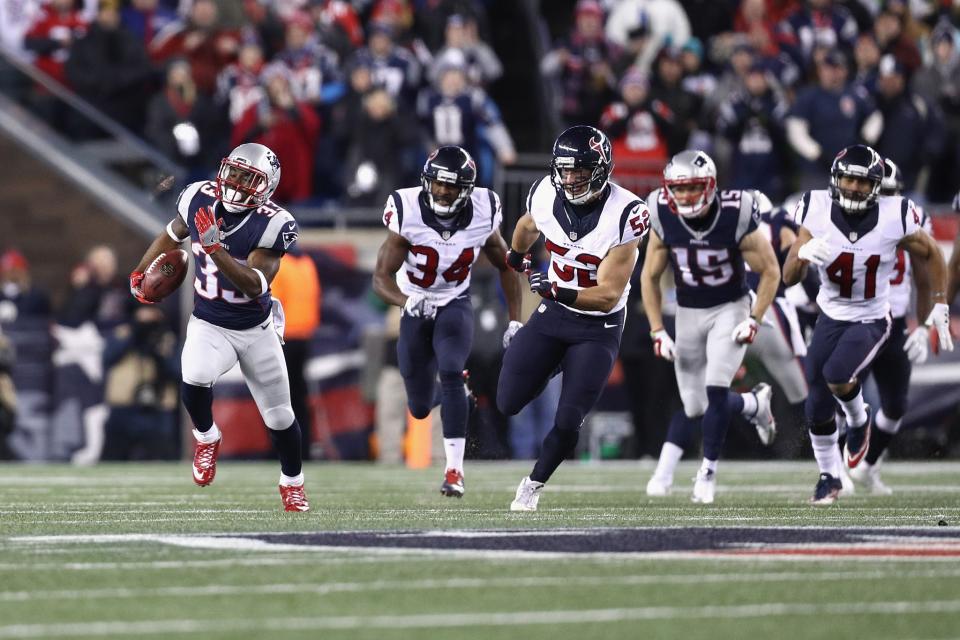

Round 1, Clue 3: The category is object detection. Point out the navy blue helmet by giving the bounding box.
[550,125,613,204]
[421,146,477,217]
[829,144,884,213]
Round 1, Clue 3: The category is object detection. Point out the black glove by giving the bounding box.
[506,249,531,273]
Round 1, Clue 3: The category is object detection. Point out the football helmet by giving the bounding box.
[662,150,717,218]
[216,143,281,213]
[880,157,904,196]
[421,146,476,218]
[751,189,774,217]
[550,125,613,205]
[829,145,883,213]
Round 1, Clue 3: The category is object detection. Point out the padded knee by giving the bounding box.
[705,386,730,412]
[263,405,295,431]
[554,403,585,432]
[407,401,432,420]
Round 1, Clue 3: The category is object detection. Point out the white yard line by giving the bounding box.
[2,600,960,637]
[2,567,960,602]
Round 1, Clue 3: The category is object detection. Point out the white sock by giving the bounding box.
[700,458,718,475]
[193,423,220,444]
[740,392,758,418]
[443,437,466,473]
[810,431,843,478]
[835,388,867,428]
[876,409,902,434]
[652,442,684,483]
[280,472,304,487]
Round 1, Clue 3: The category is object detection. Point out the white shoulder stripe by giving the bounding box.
[259,207,296,250]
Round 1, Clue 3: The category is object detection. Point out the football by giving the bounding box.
[141,249,189,302]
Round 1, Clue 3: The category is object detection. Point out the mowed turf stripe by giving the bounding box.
[3,567,960,602]
[2,600,960,637]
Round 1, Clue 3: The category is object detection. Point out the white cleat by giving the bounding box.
[645,476,672,497]
[750,383,777,446]
[510,476,544,511]
[838,466,855,496]
[849,460,893,495]
[691,468,716,504]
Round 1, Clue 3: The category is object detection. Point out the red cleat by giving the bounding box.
[192,433,221,487]
[440,468,465,497]
[280,484,310,512]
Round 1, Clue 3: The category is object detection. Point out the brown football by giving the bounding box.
[142,249,189,302]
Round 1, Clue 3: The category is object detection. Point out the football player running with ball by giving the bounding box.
[641,151,781,504]
[129,143,310,512]
[373,146,522,498]
[497,125,650,512]
[783,145,952,505]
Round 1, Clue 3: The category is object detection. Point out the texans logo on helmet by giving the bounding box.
[588,135,609,164]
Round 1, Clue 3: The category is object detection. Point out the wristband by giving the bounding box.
[251,268,269,296]
[554,286,578,306]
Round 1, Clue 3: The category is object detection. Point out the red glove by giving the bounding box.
[129,271,153,304]
[195,206,222,254]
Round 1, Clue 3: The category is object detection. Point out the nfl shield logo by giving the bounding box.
[569,232,578,241]
[442,230,451,240]
[849,232,858,242]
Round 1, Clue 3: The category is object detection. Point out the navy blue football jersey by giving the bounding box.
[647,188,760,309]
[176,181,299,330]
[746,206,797,297]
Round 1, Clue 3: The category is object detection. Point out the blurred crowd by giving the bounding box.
[2,0,514,206]
[543,0,960,204]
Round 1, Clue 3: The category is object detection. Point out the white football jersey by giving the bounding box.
[886,200,931,319]
[528,176,649,316]
[795,190,923,322]
[383,186,502,306]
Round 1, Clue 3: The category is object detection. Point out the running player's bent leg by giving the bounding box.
[866,318,910,464]
[432,298,475,440]
[530,336,618,483]
[397,312,439,419]
[181,316,240,438]
[701,298,749,464]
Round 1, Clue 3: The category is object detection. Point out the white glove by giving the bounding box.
[797,236,832,266]
[924,302,953,354]
[502,320,523,349]
[903,327,929,364]
[731,317,759,344]
[651,329,676,362]
[402,294,438,319]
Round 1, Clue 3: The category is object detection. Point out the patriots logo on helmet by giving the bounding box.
[588,135,610,164]
[267,152,280,171]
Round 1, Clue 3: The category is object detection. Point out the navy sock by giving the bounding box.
[665,410,701,451]
[866,428,894,465]
[530,426,579,483]
[267,420,303,477]
[438,370,468,438]
[702,386,733,461]
[181,383,214,432]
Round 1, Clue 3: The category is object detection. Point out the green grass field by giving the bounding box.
[1,460,959,640]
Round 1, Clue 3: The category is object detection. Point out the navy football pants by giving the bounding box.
[865,316,911,421]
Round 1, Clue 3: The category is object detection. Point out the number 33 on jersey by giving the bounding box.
[383,185,502,304]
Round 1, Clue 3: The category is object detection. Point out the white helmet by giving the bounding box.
[216,143,281,213]
[751,189,774,217]
[662,150,717,218]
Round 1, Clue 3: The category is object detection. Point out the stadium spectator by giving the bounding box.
[0,0,42,62]
[615,12,652,74]
[346,87,419,206]
[350,20,421,110]
[912,20,960,201]
[232,64,321,204]
[120,0,177,49]
[599,67,671,192]
[872,55,941,192]
[605,0,691,74]
[237,0,286,61]
[24,0,87,87]
[270,249,321,460]
[215,39,266,125]
[417,56,516,185]
[705,44,755,121]
[786,48,879,189]
[717,58,790,199]
[852,32,881,94]
[679,37,715,100]
[541,0,622,128]
[871,0,921,77]
[432,12,502,88]
[648,45,702,154]
[776,0,858,74]
[678,0,735,45]
[733,0,781,58]
[307,0,364,61]
[100,304,179,461]
[150,0,240,95]
[275,11,343,107]
[58,245,127,331]
[0,249,51,322]
[145,58,223,178]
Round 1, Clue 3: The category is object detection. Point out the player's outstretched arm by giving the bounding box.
[373,231,412,308]
[565,239,639,313]
[782,225,814,286]
[740,228,781,322]
[482,230,522,322]
[640,231,669,331]
[901,229,952,352]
